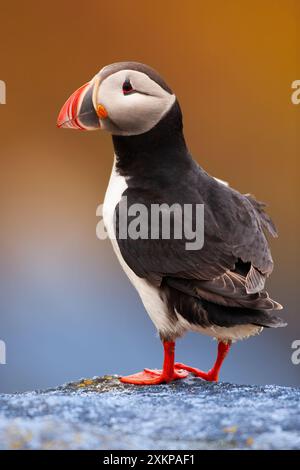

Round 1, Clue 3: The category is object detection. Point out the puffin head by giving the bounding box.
[57,62,176,136]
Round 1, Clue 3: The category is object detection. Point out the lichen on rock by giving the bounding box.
[0,376,299,450]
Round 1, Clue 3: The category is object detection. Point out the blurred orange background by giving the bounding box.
[0,0,299,392]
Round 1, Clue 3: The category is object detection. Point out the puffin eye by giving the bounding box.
[122,79,133,95]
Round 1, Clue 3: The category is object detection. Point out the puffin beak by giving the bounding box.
[57,78,107,130]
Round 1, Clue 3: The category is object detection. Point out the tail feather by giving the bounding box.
[165,284,287,329]
[199,298,287,329]
[165,273,283,311]
[163,274,286,330]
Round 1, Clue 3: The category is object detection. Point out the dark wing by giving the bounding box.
[116,165,277,296]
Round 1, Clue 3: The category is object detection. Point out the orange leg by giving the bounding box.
[175,341,231,382]
[120,341,189,385]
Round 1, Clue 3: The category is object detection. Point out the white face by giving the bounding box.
[93,69,176,136]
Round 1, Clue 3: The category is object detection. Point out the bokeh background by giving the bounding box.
[0,0,299,393]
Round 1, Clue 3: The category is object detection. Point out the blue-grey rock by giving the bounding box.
[0,376,299,450]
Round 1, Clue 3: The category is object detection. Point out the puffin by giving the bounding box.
[57,62,286,385]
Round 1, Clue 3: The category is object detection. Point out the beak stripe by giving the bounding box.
[92,76,100,111]
[71,82,90,130]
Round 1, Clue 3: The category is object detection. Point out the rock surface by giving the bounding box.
[0,376,299,450]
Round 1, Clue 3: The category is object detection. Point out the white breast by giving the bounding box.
[103,158,178,337]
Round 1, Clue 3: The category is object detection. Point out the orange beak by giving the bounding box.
[57,80,107,130]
